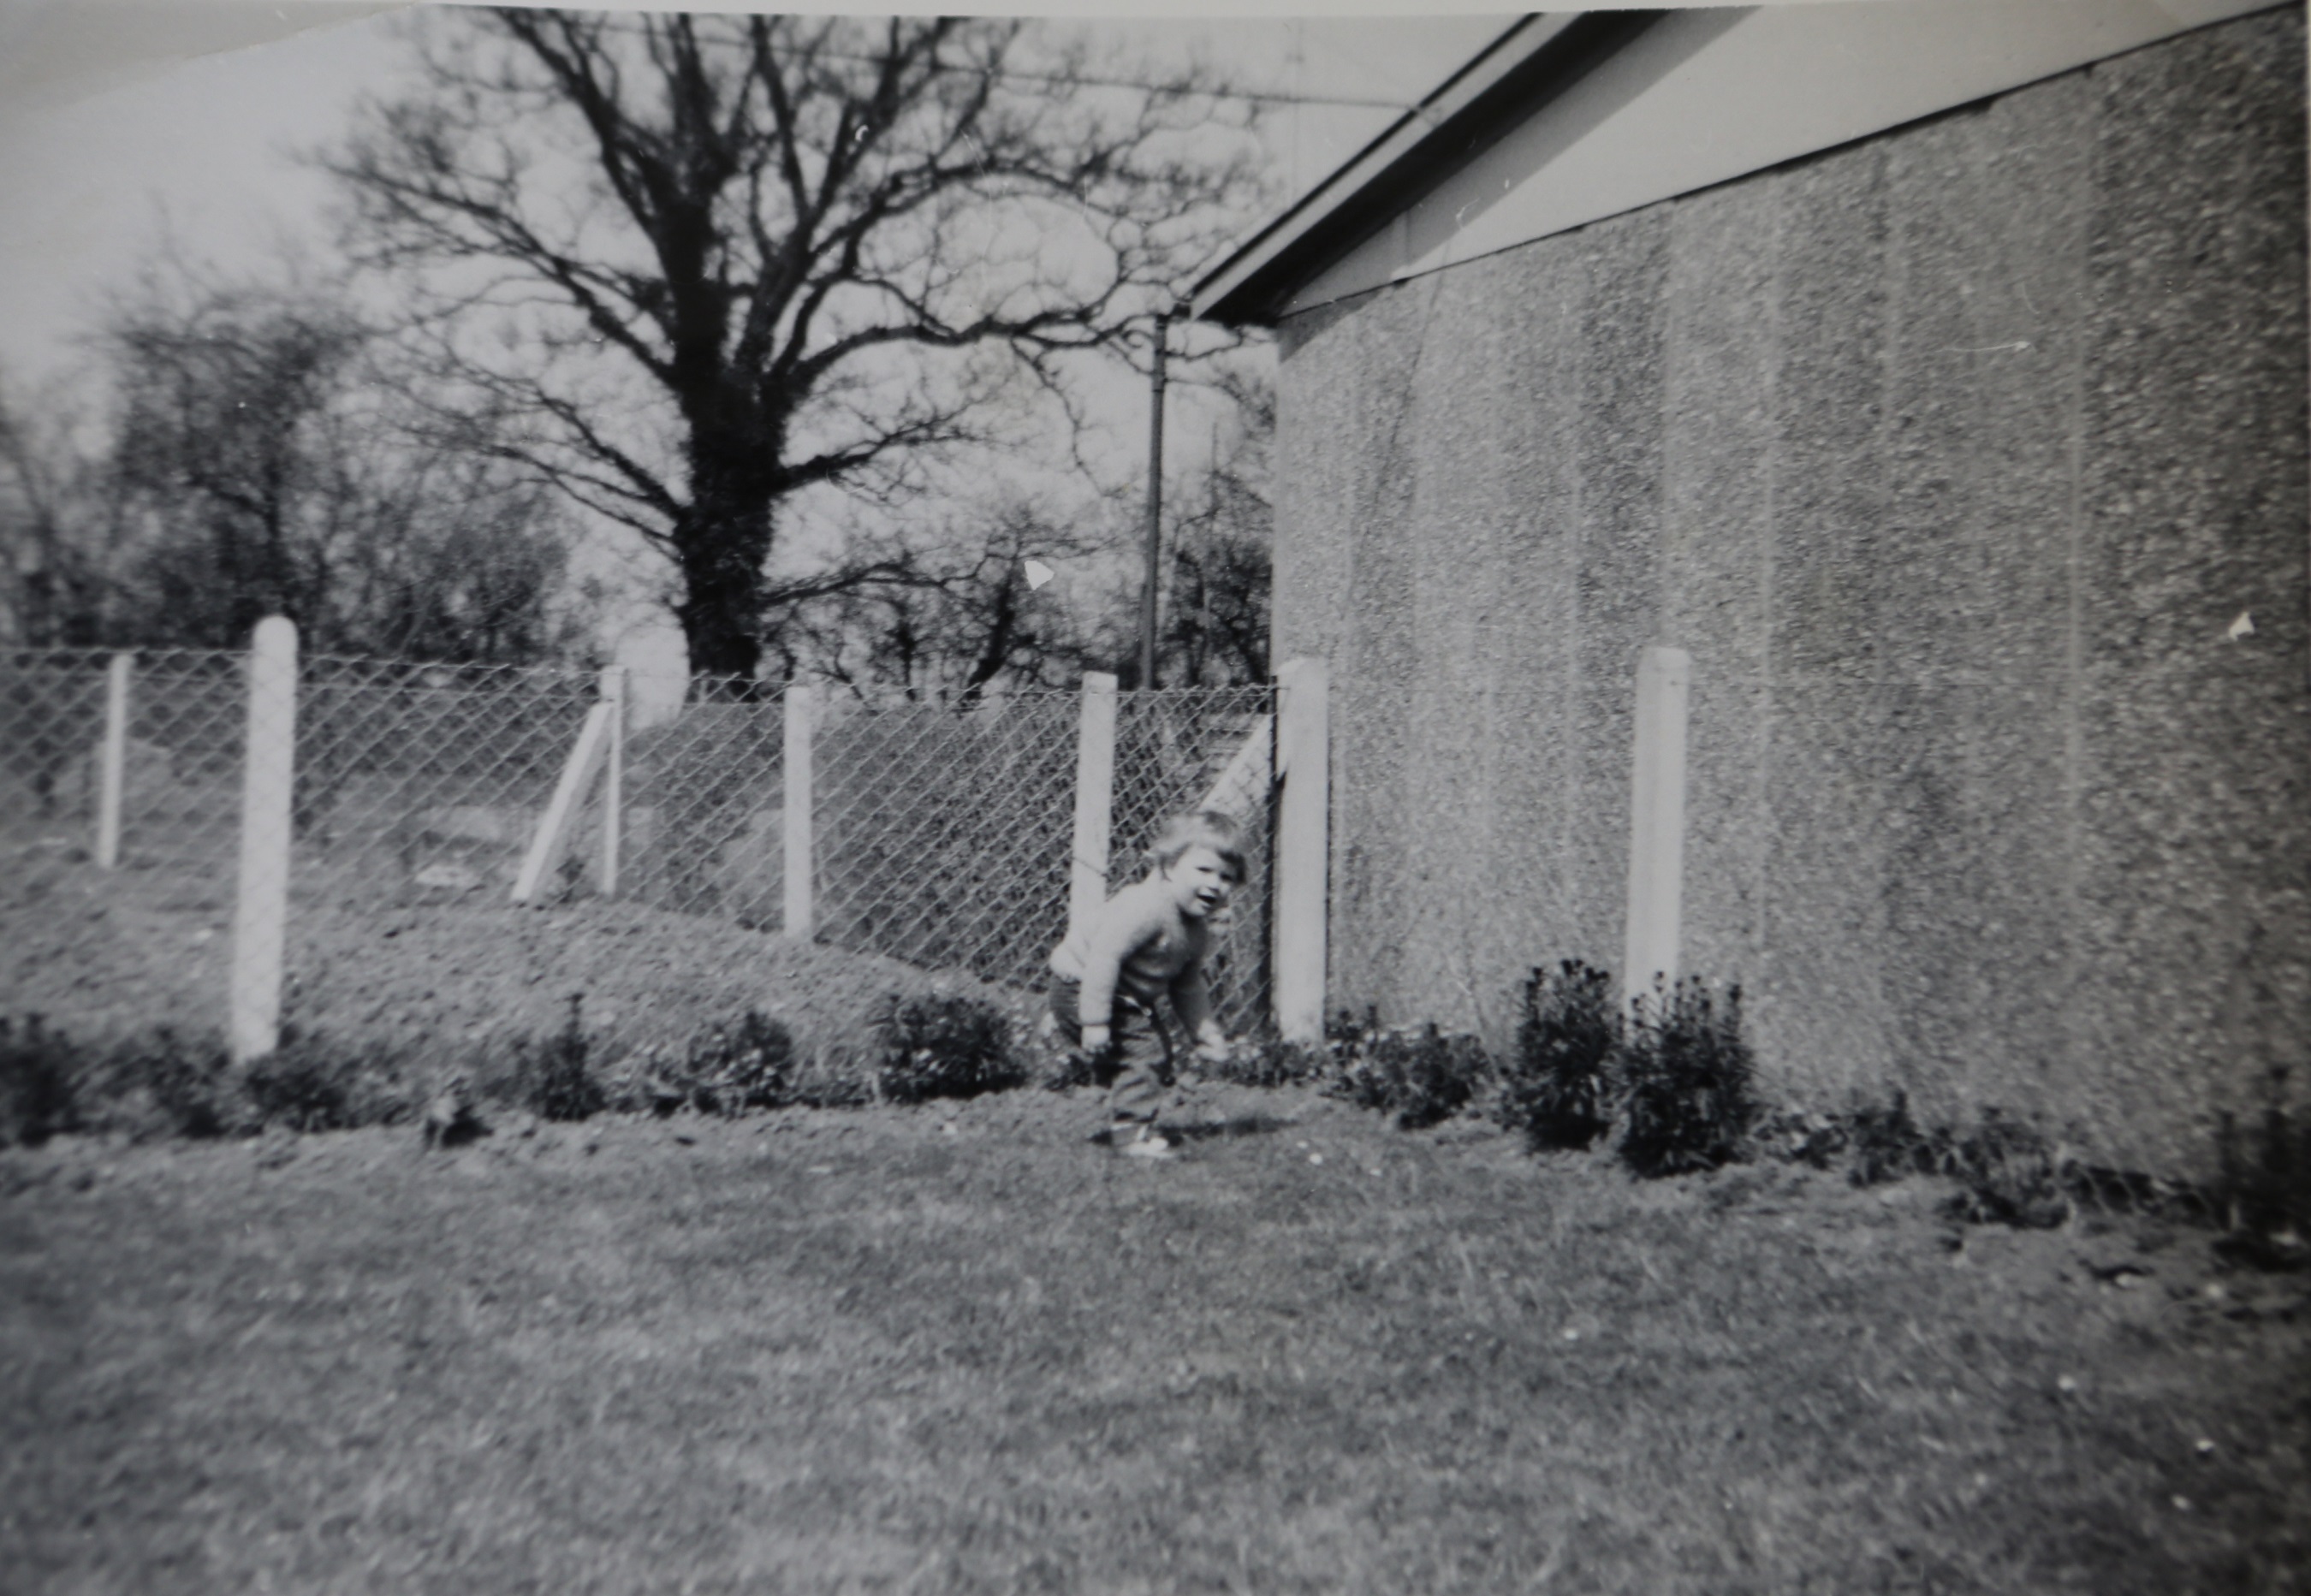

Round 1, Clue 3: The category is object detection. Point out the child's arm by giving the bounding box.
[1170,967,1228,1059]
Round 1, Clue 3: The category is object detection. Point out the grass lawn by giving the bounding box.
[2,1084,2306,1593]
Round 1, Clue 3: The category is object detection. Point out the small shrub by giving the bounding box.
[1208,1037,1333,1090]
[1499,961,1620,1151]
[242,1047,354,1133]
[527,994,605,1122]
[1328,1011,1491,1131]
[0,1015,82,1147]
[873,992,1021,1104]
[1842,1091,1950,1186]
[668,1011,797,1115]
[1750,1106,1849,1170]
[2219,1070,2311,1252]
[1618,978,1756,1178]
[110,1029,240,1138]
[1943,1111,2073,1229]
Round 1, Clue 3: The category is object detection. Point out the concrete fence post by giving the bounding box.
[230,617,298,1065]
[1623,644,1692,1012]
[783,684,815,940]
[1274,656,1328,1043]
[598,665,626,899]
[93,651,133,869]
[1069,672,1119,934]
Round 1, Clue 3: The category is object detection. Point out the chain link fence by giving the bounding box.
[3,644,1285,1047]
[293,655,598,906]
[1109,685,1277,1037]
[2,649,249,886]
[599,678,1281,1036]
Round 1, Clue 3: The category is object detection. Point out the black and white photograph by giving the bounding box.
[2,0,2306,1587]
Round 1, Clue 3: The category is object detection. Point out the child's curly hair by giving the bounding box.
[1146,810,1247,883]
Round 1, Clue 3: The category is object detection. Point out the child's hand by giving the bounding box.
[1194,1031,1233,1065]
[1080,1023,1110,1055]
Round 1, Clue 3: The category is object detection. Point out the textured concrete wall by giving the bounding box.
[1272,10,2309,1175]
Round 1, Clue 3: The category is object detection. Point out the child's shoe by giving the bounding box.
[1116,1124,1175,1160]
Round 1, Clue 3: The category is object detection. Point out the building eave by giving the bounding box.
[1190,9,1665,328]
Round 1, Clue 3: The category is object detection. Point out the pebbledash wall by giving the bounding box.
[1267,9,2308,1176]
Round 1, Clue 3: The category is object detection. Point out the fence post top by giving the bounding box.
[1081,671,1119,695]
[251,615,297,654]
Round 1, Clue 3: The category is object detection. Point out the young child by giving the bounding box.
[1048,810,1244,1159]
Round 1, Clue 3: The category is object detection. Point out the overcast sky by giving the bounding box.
[0,2,1512,667]
[0,4,1514,393]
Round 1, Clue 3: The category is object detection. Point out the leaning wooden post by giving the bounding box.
[1274,657,1329,1043]
[93,651,133,869]
[1069,672,1119,933]
[1623,644,1692,1013]
[230,617,298,1065]
[782,683,815,940]
[511,697,613,904]
[598,665,626,899]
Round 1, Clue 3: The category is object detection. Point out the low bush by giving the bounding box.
[1797,1092,2072,1228]
[874,992,1022,1104]
[525,994,606,1122]
[1941,1111,2073,1229]
[109,1029,240,1139]
[1618,978,1757,1178]
[1499,960,1620,1151]
[0,1016,82,1147]
[242,1047,355,1133]
[1327,1010,1492,1131]
[2219,1068,2311,1242]
[1207,1037,1333,1091]
[650,1011,798,1115]
[1839,1090,1946,1185]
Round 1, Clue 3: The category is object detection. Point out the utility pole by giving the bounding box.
[1138,311,1168,691]
[1197,420,1219,688]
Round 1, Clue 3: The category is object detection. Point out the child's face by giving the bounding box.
[1163,844,1236,920]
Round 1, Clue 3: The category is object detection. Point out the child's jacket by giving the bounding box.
[1048,876,1215,1028]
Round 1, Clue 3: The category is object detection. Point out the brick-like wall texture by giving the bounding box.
[1271,9,2308,1177]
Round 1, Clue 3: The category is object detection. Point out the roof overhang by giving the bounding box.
[1191,10,1662,327]
[1192,0,2287,329]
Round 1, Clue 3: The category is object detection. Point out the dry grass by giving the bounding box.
[2,1085,2305,1593]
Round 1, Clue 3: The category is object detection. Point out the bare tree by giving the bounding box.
[108,276,590,662]
[774,498,1109,697]
[2,267,587,663]
[1160,365,1272,686]
[0,384,125,649]
[324,9,1261,681]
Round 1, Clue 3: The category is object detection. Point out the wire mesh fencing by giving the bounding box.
[1109,685,1279,1038]
[3,641,1286,1051]
[290,655,598,909]
[597,678,1282,1035]
[0,649,249,883]
[811,687,1084,990]
[2,648,119,850]
[612,677,787,927]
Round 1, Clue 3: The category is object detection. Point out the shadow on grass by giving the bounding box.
[1168,1112,1296,1143]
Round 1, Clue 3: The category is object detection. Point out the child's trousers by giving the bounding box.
[1048,977,1172,1127]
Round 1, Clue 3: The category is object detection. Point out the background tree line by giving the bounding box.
[1,9,1274,689]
